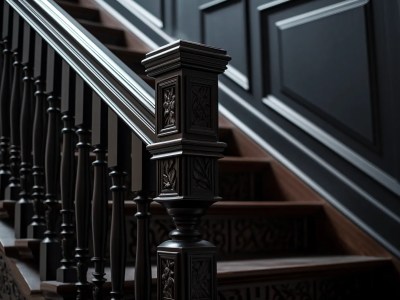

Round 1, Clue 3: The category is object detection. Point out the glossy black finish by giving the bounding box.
[91,93,108,300]
[144,40,230,300]
[14,21,34,239]
[56,61,77,283]
[5,12,23,200]
[40,46,62,281]
[108,110,130,300]
[74,76,92,300]
[27,33,47,239]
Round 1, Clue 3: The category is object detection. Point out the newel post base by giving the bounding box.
[143,40,230,300]
[158,240,217,300]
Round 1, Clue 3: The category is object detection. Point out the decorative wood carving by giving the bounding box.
[0,255,27,300]
[143,40,230,300]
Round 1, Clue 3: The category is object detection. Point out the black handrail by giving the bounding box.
[7,0,156,145]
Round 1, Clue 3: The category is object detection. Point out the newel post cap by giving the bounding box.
[142,40,231,77]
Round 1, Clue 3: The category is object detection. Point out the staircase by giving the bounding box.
[0,0,399,300]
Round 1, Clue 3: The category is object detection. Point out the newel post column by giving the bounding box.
[143,40,230,300]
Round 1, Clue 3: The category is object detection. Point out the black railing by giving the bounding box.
[0,1,230,300]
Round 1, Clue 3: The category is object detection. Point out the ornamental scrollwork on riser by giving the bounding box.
[217,272,375,300]
[128,216,311,261]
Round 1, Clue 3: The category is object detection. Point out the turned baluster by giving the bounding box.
[143,40,230,300]
[27,34,48,239]
[74,77,92,300]
[5,13,24,200]
[91,93,108,300]
[15,22,35,239]
[0,4,13,198]
[132,134,154,300]
[40,46,62,281]
[56,61,77,283]
[108,110,130,300]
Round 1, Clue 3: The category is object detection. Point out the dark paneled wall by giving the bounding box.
[106,0,400,257]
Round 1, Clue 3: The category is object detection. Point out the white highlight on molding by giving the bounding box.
[95,0,161,49]
[218,87,400,257]
[117,0,163,29]
[225,65,249,90]
[27,0,155,144]
[257,0,291,11]
[276,0,368,29]
[263,95,400,197]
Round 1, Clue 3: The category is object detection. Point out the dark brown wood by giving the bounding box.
[27,34,47,239]
[143,40,230,300]
[108,110,130,300]
[74,76,92,299]
[5,13,24,200]
[14,22,35,239]
[56,61,76,283]
[40,46,62,281]
[91,93,108,300]
[0,3,13,199]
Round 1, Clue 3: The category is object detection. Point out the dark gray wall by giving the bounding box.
[106,0,400,257]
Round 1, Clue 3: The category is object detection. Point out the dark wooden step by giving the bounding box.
[124,201,324,262]
[219,157,272,200]
[78,20,126,46]
[106,44,147,74]
[55,1,100,22]
[40,256,399,300]
[217,256,399,300]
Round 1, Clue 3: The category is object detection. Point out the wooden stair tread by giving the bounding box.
[55,1,100,22]
[123,201,323,216]
[41,255,389,292]
[77,19,126,46]
[217,255,390,279]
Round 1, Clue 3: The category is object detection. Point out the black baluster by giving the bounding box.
[27,34,47,239]
[56,61,77,283]
[143,41,230,300]
[108,110,130,300]
[0,4,13,199]
[132,134,154,300]
[91,93,108,300]
[74,77,92,300]
[40,47,62,281]
[5,13,24,200]
[15,22,35,239]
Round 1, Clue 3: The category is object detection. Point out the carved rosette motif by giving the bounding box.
[161,258,175,300]
[191,84,211,128]
[191,257,212,300]
[162,159,177,193]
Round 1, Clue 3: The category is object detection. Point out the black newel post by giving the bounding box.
[143,40,230,300]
